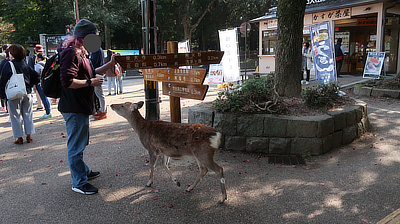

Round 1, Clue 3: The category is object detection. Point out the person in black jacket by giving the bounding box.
[0,44,40,144]
[334,38,344,78]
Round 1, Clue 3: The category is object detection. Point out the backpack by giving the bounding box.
[41,54,62,98]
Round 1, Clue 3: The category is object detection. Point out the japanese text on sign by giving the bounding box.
[312,8,351,23]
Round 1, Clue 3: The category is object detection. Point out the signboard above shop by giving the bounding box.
[312,8,351,23]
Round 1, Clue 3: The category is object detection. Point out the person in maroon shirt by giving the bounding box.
[58,19,116,195]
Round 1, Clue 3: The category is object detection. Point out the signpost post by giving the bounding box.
[115,46,223,123]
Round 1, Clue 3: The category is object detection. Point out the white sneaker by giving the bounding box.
[40,113,52,119]
[305,81,309,85]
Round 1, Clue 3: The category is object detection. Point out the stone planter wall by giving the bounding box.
[189,102,370,156]
[353,86,400,99]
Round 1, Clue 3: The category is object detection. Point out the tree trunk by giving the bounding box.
[104,24,111,50]
[275,0,306,97]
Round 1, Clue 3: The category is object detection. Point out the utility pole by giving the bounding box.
[73,0,80,23]
[142,0,160,121]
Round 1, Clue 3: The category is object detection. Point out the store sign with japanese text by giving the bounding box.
[312,8,351,23]
[309,21,336,84]
[307,0,327,4]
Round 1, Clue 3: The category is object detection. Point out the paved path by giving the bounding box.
[1,75,400,224]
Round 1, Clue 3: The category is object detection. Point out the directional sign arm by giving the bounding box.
[115,51,223,71]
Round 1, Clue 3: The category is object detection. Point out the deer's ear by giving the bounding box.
[130,103,138,111]
[137,101,144,109]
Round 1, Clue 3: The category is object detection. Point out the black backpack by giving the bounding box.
[41,54,62,98]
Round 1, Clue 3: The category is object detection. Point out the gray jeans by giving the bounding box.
[94,85,107,113]
[8,94,35,138]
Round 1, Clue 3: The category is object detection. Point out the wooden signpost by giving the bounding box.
[115,43,223,122]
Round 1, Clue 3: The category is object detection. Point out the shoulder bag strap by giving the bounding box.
[9,61,17,75]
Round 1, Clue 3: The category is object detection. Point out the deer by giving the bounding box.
[110,101,227,204]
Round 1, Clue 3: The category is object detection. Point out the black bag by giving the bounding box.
[41,54,62,98]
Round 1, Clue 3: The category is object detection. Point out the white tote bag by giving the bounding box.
[5,61,27,100]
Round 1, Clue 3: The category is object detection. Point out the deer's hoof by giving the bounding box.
[185,189,191,193]
[176,181,181,187]
[217,200,225,204]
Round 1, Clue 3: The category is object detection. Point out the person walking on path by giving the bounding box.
[105,49,118,95]
[115,63,124,94]
[0,44,10,113]
[335,38,344,78]
[34,52,52,118]
[91,48,107,120]
[302,42,312,85]
[28,44,45,110]
[58,19,117,195]
[0,44,40,144]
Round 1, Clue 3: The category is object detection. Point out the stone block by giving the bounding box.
[263,115,288,137]
[344,107,357,127]
[342,125,357,145]
[214,113,237,136]
[188,105,213,127]
[322,134,333,154]
[356,122,364,137]
[371,89,400,99]
[355,106,363,123]
[246,137,269,153]
[361,117,371,132]
[316,115,334,137]
[237,114,264,137]
[327,110,347,131]
[291,138,323,156]
[269,138,291,155]
[353,86,372,96]
[287,116,318,138]
[224,136,246,151]
[332,131,343,149]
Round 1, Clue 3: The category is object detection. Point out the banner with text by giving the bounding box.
[309,21,336,84]
[219,29,241,82]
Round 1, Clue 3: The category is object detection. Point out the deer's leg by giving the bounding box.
[162,155,180,187]
[186,159,208,192]
[196,152,227,204]
[146,152,157,187]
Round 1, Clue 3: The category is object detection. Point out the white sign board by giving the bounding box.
[178,40,190,69]
[205,63,223,85]
[363,52,385,79]
[218,28,241,82]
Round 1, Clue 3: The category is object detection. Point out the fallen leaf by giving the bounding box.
[320,183,325,186]
[168,204,173,208]
[153,197,157,200]
[116,174,120,176]
[59,160,63,163]
[177,209,182,211]
[41,183,47,185]
[46,165,51,168]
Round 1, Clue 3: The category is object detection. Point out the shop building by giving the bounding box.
[250,0,400,75]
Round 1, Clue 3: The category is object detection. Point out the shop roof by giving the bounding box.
[250,0,392,23]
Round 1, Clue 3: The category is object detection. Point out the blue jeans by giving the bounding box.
[62,112,90,188]
[36,83,51,115]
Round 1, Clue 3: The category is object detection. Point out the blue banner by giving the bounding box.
[309,22,336,84]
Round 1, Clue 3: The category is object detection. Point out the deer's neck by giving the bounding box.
[128,110,146,131]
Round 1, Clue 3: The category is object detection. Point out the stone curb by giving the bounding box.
[189,101,370,156]
[353,86,400,99]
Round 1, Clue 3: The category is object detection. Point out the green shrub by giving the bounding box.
[301,82,342,109]
[212,76,280,113]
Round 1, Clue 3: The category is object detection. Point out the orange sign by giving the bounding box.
[142,68,207,84]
